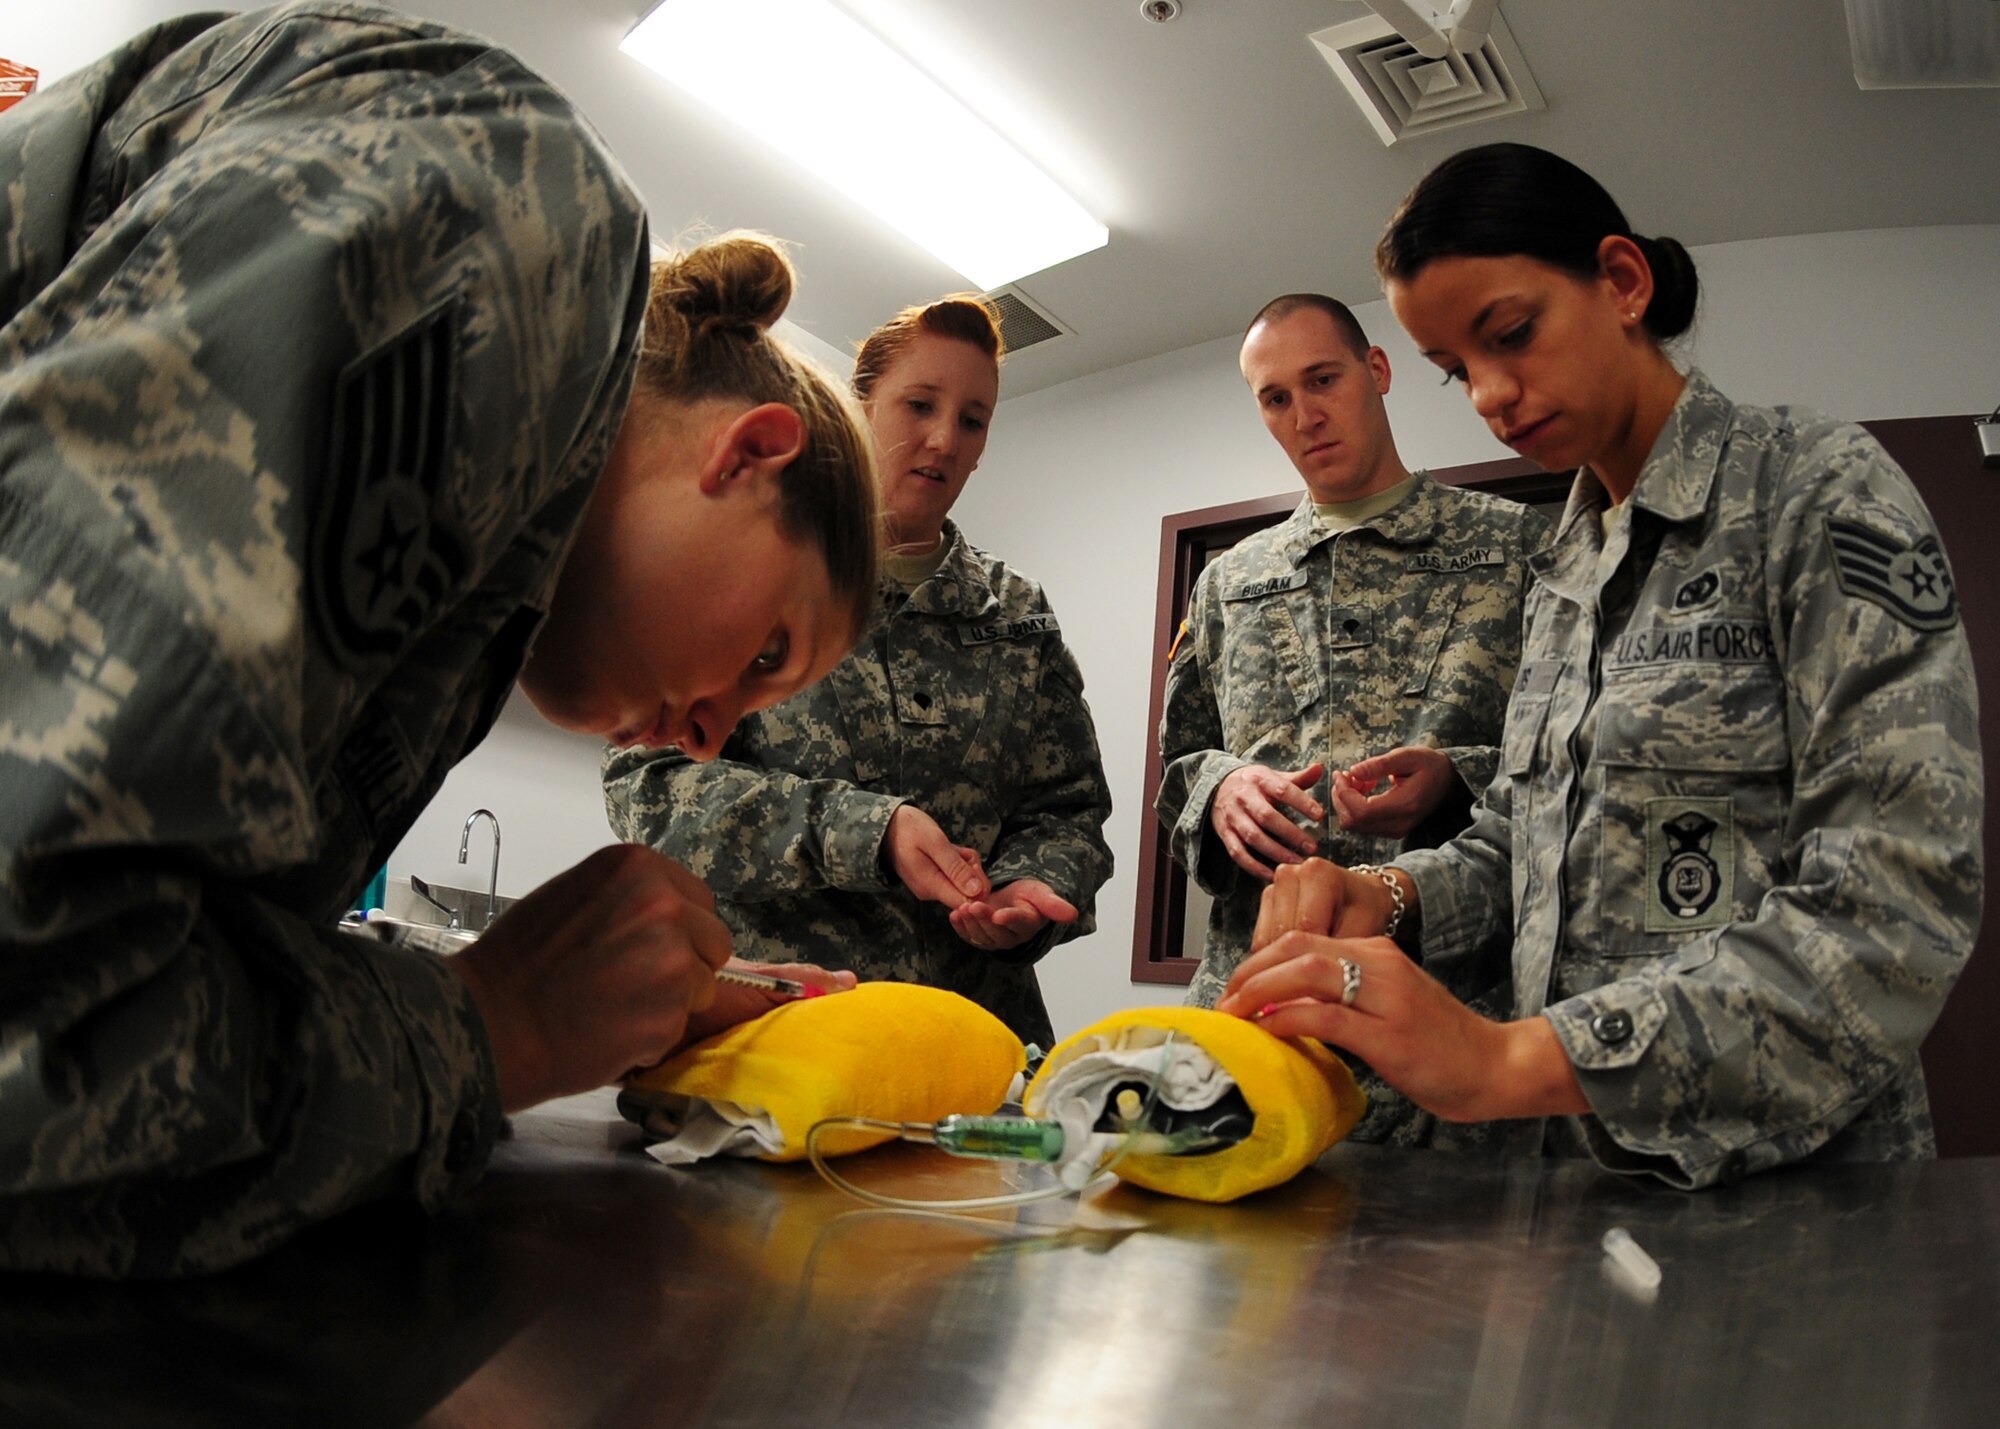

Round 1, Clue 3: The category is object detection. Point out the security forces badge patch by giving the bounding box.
[1823,516,1959,632]
[1647,798,1734,932]
[312,300,471,671]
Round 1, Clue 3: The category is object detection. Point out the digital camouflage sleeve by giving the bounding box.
[1399,371,1983,1187]
[0,2,650,1274]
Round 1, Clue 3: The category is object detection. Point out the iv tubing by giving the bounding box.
[805,1031,1182,1213]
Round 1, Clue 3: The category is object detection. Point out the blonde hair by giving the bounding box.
[851,294,1004,402]
[638,232,880,642]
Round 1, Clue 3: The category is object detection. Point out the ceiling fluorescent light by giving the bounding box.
[622,0,1108,290]
[1843,0,2000,89]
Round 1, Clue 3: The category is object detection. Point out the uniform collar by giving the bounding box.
[1278,471,1437,566]
[1629,368,1729,526]
[884,520,1002,620]
[1532,369,1726,600]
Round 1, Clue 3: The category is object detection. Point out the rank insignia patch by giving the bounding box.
[1823,517,1959,632]
[313,299,471,670]
[1646,798,1734,932]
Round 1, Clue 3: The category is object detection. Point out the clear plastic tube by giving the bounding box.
[806,1031,1182,1213]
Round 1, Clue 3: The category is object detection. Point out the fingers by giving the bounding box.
[1218,930,1369,1019]
[449,845,750,1110]
[1285,761,1328,791]
[1345,748,1410,785]
[1234,812,1314,868]
[1252,861,1302,951]
[947,880,1073,951]
[912,844,987,907]
[1292,860,1341,937]
[887,806,990,907]
[950,901,1023,951]
[1328,773,1373,830]
[950,846,991,900]
[741,961,859,994]
[1263,766,1327,824]
[1212,765,1326,879]
[1018,883,1078,924]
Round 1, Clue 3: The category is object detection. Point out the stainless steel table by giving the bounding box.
[3,1087,1996,1427]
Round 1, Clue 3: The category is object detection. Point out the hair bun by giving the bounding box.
[652,231,797,339]
[1637,234,1698,341]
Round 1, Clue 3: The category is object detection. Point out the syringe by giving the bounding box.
[899,1114,1220,1163]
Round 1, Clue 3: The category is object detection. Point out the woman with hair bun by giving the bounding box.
[1218,142,1981,1189]
[607,295,1114,1048]
[0,2,878,1274]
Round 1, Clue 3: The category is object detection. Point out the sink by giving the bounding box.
[384,877,518,935]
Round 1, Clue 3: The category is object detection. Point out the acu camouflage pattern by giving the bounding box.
[1399,371,1983,1188]
[606,522,1113,1048]
[1157,475,1547,1146]
[0,2,651,1274]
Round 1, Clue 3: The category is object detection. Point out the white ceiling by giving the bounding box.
[33,2,2000,396]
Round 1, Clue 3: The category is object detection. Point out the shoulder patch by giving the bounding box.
[958,613,1059,645]
[312,299,471,670]
[1822,516,1959,632]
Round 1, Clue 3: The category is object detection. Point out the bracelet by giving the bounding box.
[1350,864,1406,940]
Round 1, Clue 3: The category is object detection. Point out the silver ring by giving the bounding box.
[1339,957,1362,1008]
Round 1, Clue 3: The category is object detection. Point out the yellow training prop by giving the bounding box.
[622,982,1026,1160]
[1025,1006,1366,1202]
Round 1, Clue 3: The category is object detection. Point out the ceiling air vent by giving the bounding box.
[1309,12,1544,146]
[984,287,1070,355]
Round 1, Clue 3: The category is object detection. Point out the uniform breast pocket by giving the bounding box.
[1501,661,1559,778]
[949,636,1042,788]
[1220,597,1321,754]
[1594,669,1792,952]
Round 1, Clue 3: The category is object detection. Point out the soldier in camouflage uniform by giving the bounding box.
[0,2,879,1275]
[1156,294,1547,1144]
[607,298,1113,1048]
[1221,143,1981,1188]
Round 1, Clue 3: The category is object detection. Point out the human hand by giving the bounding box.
[676,959,858,1047]
[884,804,990,908]
[1209,762,1327,882]
[1249,856,1404,950]
[949,878,1078,951]
[1330,746,1459,838]
[446,844,734,1112]
[1216,932,1510,1120]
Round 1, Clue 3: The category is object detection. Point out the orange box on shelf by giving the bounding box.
[0,58,39,113]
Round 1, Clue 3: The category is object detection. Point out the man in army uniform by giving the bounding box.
[1155,294,1548,1142]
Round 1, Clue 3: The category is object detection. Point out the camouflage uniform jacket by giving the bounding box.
[1158,474,1548,1007]
[1398,371,1983,1188]
[0,3,650,1274]
[605,522,1113,1048]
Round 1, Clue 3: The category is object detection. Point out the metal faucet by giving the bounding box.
[458,808,501,930]
[409,873,461,930]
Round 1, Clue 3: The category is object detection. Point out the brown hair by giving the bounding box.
[851,294,1004,402]
[1244,293,1372,362]
[637,232,881,641]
